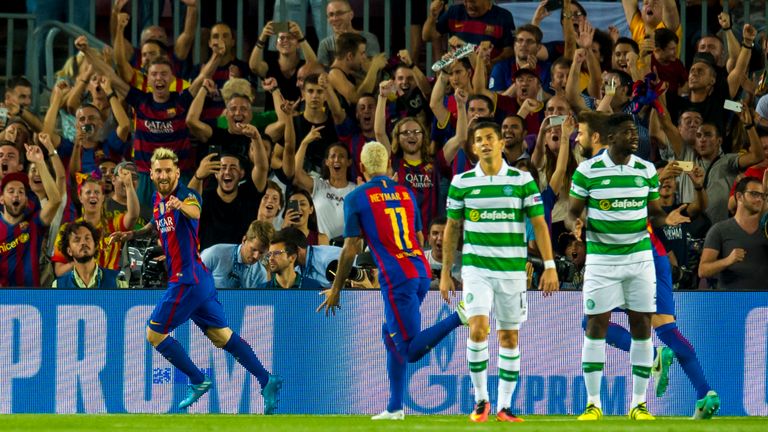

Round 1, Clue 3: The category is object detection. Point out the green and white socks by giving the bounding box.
[497,347,520,410]
[630,338,653,407]
[582,336,606,408]
[467,339,489,402]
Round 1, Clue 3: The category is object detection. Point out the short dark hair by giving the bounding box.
[654,28,679,50]
[264,180,284,208]
[303,73,321,87]
[5,75,31,91]
[274,227,308,250]
[551,56,572,71]
[615,37,639,54]
[700,122,722,137]
[467,94,494,112]
[335,32,366,60]
[516,24,543,44]
[607,69,634,97]
[143,38,169,54]
[606,113,634,133]
[593,29,614,71]
[735,176,762,196]
[58,220,101,262]
[577,110,611,138]
[429,216,447,231]
[504,114,525,128]
[469,121,502,142]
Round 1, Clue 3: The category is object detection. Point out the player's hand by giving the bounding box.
[439,273,455,304]
[317,288,341,316]
[165,195,183,210]
[727,248,746,266]
[664,204,691,226]
[539,268,559,296]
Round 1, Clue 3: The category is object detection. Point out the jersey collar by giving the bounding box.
[473,159,511,177]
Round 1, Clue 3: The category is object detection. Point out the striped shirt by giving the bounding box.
[446,161,544,280]
[153,183,206,285]
[51,214,128,271]
[570,151,659,266]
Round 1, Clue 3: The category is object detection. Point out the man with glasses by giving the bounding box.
[489,24,549,95]
[202,220,274,288]
[258,231,322,289]
[317,0,381,68]
[700,177,768,291]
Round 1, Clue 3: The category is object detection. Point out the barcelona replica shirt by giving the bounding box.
[152,183,206,285]
[343,175,430,288]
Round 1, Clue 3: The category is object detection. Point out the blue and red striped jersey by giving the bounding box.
[0,214,45,287]
[344,175,430,288]
[125,87,195,173]
[648,224,668,257]
[335,117,375,180]
[392,151,450,236]
[435,5,515,60]
[152,183,206,285]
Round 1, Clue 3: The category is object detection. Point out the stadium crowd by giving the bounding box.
[1,0,768,290]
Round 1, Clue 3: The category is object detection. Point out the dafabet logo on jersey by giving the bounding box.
[598,198,644,210]
[468,209,516,222]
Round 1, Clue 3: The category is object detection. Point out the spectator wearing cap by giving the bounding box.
[423,0,515,64]
[202,219,274,288]
[317,0,381,68]
[0,145,61,287]
[52,220,127,288]
[190,141,268,251]
[489,24,550,95]
[699,177,768,290]
[106,161,152,229]
[487,67,545,136]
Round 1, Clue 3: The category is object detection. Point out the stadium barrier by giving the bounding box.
[1,290,766,416]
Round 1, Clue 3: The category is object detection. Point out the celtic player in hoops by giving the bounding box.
[568,114,689,420]
[441,121,559,423]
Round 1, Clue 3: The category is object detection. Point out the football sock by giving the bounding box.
[656,322,711,399]
[467,339,490,402]
[155,336,205,385]
[382,324,406,412]
[582,337,605,408]
[405,312,461,363]
[630,338,653,407]
[606,322,633,352]
[222,333,269,389]
[497,347,520,410]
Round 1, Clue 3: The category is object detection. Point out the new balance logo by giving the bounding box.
[471,189,482,195]
[601,179,611,185]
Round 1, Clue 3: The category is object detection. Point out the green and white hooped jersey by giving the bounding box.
[569,151,659,266]
[446,161,544,280]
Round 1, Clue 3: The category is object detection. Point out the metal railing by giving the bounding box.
[0,13,36,81]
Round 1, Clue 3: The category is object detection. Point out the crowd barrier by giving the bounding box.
[1,290,766,415]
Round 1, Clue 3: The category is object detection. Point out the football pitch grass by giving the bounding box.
[1,415,766,432]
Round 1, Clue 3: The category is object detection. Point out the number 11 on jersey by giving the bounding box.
[384,207,413,251]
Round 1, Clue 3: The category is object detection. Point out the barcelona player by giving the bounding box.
[318,141,467,420]
[112,148,282,413]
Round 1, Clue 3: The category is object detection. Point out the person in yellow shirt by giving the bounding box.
[622,0,682,56]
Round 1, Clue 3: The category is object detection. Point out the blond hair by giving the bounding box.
[151,147,179,165]
[221,78,254,103]
[245,220,275,245]
[360,141,389,175]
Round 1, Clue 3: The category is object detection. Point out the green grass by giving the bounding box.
[0,415,766,432]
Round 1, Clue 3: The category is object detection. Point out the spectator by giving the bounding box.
[611,37,640,77]
[337,94,377,179]
[52,220,127,288]
[105,161,151,229]
[249,21,317,112]
[279,227,341,288]
[270,0,326,49]
[292,129,356,242]
[282,189,329,246]
[317,0,381,68]
[51,172,138,277]
[424,216,461,290]
[1,76,41,134]
[258,230,322,289]
[201,220,275,288]
[621,0,681,52]
[385,51,432,132]
[423,0,515,64]
[0,146,62,287]
[489,24,549,94]
[0,141,23,181]
[328,32,388,111]
[257,181,285,231]
[699,177,768,290]
[501,114,529,164]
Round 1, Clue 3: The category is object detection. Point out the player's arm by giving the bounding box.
[177,196,201,220]
[439,217,461,301]
[530,214,559,294]
[319,236,362,315]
